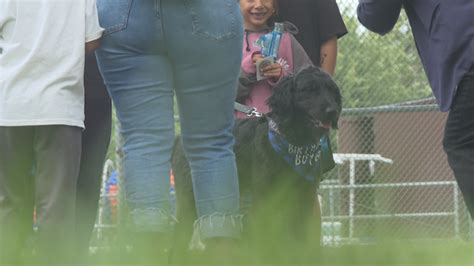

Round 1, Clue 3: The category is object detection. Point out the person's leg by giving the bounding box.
[0,127,35,265]
[33,125,82,264]
[162,0,244,244]
[96,0,176,251]
[443,76,474,219]
[75,53,112,256]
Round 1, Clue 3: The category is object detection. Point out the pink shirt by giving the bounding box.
[236,31,295,119]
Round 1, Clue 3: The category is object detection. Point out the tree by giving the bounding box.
[334,4,432,109]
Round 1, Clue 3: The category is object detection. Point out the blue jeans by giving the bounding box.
[95,0,243,239]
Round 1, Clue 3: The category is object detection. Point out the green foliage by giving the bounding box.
[49,238,474,265]
[334,7,432,108]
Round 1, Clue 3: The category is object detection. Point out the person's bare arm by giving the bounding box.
[320,37,338,76]
[85,39,100,54]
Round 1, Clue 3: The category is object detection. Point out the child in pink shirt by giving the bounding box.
[236,0,313,118]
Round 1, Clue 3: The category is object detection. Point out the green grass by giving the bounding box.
[318,241,473,266]
[86,175,473,265]
[83,239,473,265]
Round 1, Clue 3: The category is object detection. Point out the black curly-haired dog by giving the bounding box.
[171,66,342,254]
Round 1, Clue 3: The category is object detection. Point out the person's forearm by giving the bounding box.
[320,37,337,76]
[85,39,100,54]
[357,0,404,35]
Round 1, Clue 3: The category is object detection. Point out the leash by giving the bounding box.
[234,102,263,118]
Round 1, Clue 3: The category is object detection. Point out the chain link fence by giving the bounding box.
[92,0,473,249]
[321,0,472,245]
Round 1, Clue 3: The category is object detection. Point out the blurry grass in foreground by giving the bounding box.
[83,239,473,265]
[85,181,473,265]
[318,240,473,266]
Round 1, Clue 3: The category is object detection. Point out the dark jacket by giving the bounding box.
[357,0,474,111]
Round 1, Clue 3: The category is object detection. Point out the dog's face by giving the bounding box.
[267,66,342,143]
[292,67,342,130]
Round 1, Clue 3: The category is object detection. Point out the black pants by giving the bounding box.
[75,53,112,255]
[0,126,82,264]
[443,73,474,219]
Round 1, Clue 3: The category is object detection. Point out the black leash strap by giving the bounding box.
[234,102,263,117]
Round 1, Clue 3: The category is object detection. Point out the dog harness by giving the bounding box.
[267,119,335,182]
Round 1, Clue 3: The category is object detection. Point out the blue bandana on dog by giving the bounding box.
[267,120,335,182]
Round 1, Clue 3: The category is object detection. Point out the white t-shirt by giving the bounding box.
[0,0,104,128]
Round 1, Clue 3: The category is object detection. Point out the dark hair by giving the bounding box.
[267,0,279,26]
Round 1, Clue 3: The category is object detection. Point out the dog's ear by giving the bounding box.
[332,112,340,130]
[266,75,294,124]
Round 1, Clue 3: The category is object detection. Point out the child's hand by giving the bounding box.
[252,53,264,64]
[262,63,282,79]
